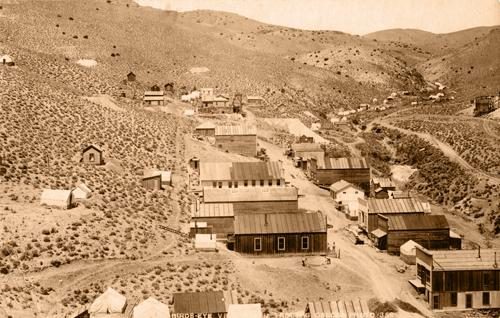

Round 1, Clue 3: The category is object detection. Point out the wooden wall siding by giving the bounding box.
[196,129,215,136]
[215,135,257,157]
[432,291,500,310]
[387,229,450,254]
[232,201,298,214]
[313,169,370,192]
[82,148,102,165]
[235,233,327,255]
[432,270,500,293]
[367,212,423,233]
[192,216,234,239]
[142,177,162,190]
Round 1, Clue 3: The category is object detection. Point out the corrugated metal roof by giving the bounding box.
[387,214,449,231]
[173,291,227,314]
[234,212,326,235]
[372,177,395,188]
[306,299,371,316]
[371,229,387,238]
[367,198,427,214]
[200,161,284,182]
[215,125,256,136]
[422,248,500,271]
[320,157,369,169]
[194,203,235,217]
[292,143,323,153]
[203,187,298,203]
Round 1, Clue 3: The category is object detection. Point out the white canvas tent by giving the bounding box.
[1,54,13,65]
[400,240,423,265]
[40,189,72,209]
[228,304,262,318]
[89,287,127,317]
[195,234,217,251]
[73,183,92,200]
[153,170,172,187]
[133,297,170,318]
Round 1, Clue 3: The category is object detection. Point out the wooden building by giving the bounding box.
[373,214,452,254]
[305,299,372,318]
[371,177,396,199]
[329,180,364,220]
[358,198,430,234]
[171,291,236,318]
[81,145,104,165]
[200,88,214,97]
[297,135,314,143]
[246,95,264,107]
[192,203,235,239]
[414,246,500,311]
[127,72,136,82]
[233,212,327,256]
[308,157,370,192]
[203,187,298,214]
[141,173,162,190]
[215,125,257,157]
[194,122,216,136]
[473,95,498,117]
[164,82,174,94]
[199,161,285,188]
[199,94,232,113]
[143,91,165,106]
[290,143,324,170]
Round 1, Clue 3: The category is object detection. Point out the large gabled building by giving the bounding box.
[214,125,257,157]
[309,157,370,192]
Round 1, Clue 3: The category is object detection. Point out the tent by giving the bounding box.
[40,189,72,209]
[133,297,169,318]
[1,54,13,65]
[73,183,92,200]
[153,170,172,187]
[89,287,127,317]
[195,234,217,251]
[400,240,423,265]
[228,304,262,318]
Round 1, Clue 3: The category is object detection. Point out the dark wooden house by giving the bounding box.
[150,84,161,91]
[171,291,236,318]
[308,157,370,192]
[142,173,162,190]
[164,82,174,93]
[127,71,136,82]
[415,246,500,311]
[81,145,103,165]
[473,95,498,117]
[215,125,257,157]
[233,212,327,256]
[374,214,452,254]
[192,203,235,239]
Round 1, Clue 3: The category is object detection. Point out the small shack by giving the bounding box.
[233,212,327,256]
[227,304,262,318]
[400,240,423,265]
[143,91,165,106]
[1,54,14,66]
[195,234,217,251]
[81,145,104,165]
[142,173,162,190]
[371,177,396,199]
[133,297,170,318]
[329,180,364,220]
[214,125,257,157]
[171,291,235,318]
[194,122,216,136]
[40,189,73,209]
[153,170,172,187]
[309,157,370,192]
[127,72,136,82]
[192,203,235,239]
[305,299,372,318]
[203,187,299,214]
[88,287,127,318]
[73,183,92,201]
[189,157,200,171]
[246,96,264,107]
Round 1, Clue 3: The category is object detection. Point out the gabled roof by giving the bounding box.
[89,287,127,314]
[372,177,395,188]
[367,198,427,214]
[142,173,162,181]
[127,71,135,76]
[83,144,103,154]
[133,297,169,318]
[193,203,235,218]
[291,143,323,153]
[386,214,449,231]
[418,246,500,271]
[306,299,371,316]
[329,180,362,193]
[200,161,284,182]
[153,170,172,182]
[203,187,298,203]
[76,183,92,194]
[234,212,326,235]
[317,157,369,170]
[215,125,256,136]
[195,122,216,130]
[173,291,228,314]
[41,189,72,201]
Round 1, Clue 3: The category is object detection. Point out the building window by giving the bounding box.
[450,292,457,307]
[228,182,232,188]
[343,191,346,194]
[260,180,264,186]
[466,294,473,308]
[252,180,256,187]
[89,153,95,162]
[254,238,262,251]
[218,182,222,188]
[268,180,272,186]
[433,295,440,310]
[277,180,281,186]
[234,182,238,188]
[484,272,491,289]
[212,182,217,188]
[244,180,248,187]
[301,236,309,250]
[355,191,358,194]
[483,292,490,306]
[278,237,285,251]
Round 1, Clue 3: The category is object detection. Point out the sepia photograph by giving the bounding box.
[0,0,499,317]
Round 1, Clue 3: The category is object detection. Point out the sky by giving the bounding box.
[135,0,500,35]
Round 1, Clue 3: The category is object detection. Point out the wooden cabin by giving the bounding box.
[199,94,232,114]
[415,246,500,311]
[142,174,162,190]
[246,95,264,107]
[164,82,174,93]
[305,299,372,317]
[214,125,257,157]
[359,198,430,234]
[371,177,396,199]
[194,122,216,136]
[233,212,327,256]
[143,91,165,106]
[308,157,370,192]
[473,95,497,117]
[373,214,452,254]
[329,180,364,220]
[81,145,104,165]
[127,72,136,82]
[199,161,285,188]
[171,291,236,318]
[203,187,298,214]
[192,203,235,239]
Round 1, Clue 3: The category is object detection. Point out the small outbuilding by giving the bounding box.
[40,189,73,209]
[153,170,172,187]
[330,180,364,220]
[73,183,92,201]
[1,54,14,66]
[227,304,262,318]
[142,173,162,190]
[88,287,127,318]
[192,203,235,239]
[81,145,104,165]
[127,72,136,82]
[246,96,264,107]
[214,125,257,157]
[400,240,423,265]
[132,297,170,318]
[195,234,217,251]
[195,122,216,136]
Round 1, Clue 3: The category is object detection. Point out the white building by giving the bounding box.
[40,189,73,209]
[329,180,364,220]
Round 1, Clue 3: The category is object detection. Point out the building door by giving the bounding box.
[466,294,473,308]
[433,295,440,310]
